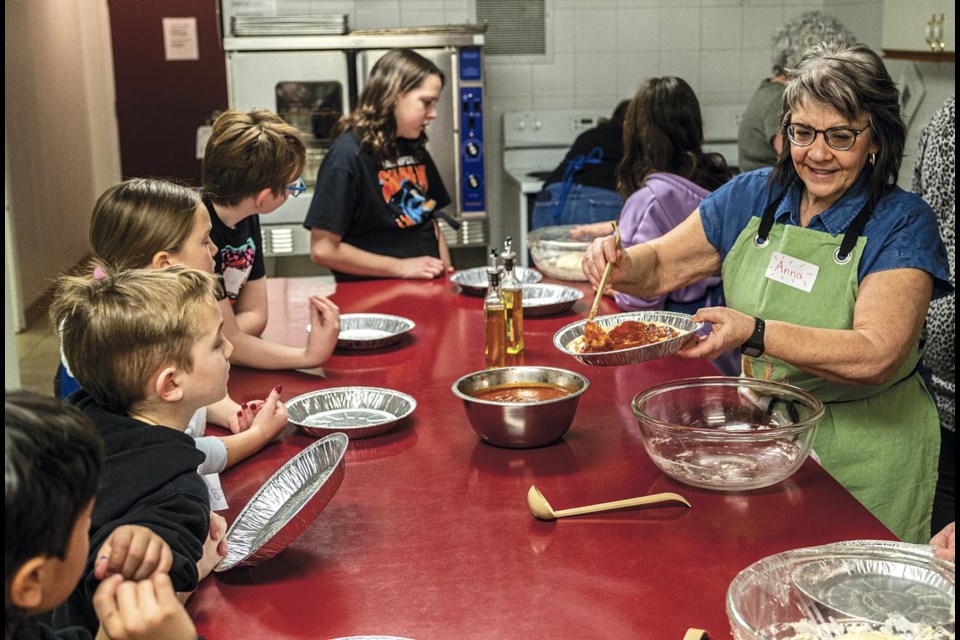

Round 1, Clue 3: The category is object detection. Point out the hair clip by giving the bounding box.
[93,266,107,281]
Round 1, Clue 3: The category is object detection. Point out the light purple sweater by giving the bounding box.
[614,172,722,311]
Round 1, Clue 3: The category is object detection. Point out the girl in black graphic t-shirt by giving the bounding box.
[305,49,453,281]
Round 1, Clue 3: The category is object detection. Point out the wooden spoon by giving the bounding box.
[527,485,690,521]
[586,221,621,323]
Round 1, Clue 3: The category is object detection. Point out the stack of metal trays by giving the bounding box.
[232,14,348,36]
[350,23,488,35]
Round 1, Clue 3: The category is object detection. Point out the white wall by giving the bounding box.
[4,0,952,314]
[4,0,121,315]
[304,0,952,243]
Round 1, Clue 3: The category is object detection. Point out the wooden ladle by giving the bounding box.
[527,485,690,521]
[586,220,621,323]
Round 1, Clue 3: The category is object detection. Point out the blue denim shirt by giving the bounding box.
[700,168,952,298]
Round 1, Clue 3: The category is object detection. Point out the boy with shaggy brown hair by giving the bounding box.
[201,108,340,370]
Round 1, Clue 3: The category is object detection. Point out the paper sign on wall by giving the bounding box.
[162,17,199,61]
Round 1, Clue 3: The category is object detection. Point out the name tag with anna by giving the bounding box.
[765,252,820,293]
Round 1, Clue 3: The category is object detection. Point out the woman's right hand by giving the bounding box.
[582,235,629,291]
[396,255,446,279]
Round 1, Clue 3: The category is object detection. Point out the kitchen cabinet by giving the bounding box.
[882,0,955,60]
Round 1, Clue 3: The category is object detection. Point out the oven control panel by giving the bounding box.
[459,86,485,213]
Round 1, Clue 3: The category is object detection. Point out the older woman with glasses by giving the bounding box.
[583,42,951,543]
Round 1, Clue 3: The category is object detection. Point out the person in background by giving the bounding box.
[575,78,733,314]
[5,390,196,640]
[305,49,454,281]
[79,178,290,476]
[576,78,738,374]
[531,100,628,230]
[202,109,341,368]
[913,96,955,537]
[48,266,253,632]
[584,43,950,543]
[737,11,856,173]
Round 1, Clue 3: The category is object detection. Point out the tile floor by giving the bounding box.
[16,311,60,396]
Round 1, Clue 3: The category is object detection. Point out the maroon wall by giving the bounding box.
[108,0,227,185]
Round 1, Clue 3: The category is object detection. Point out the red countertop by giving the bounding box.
[187,276,896,640]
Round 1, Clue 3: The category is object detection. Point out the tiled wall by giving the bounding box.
[258,0,949,240]
[270,0,473,29]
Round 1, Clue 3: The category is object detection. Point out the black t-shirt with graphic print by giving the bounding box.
[205,198,266,301]
[304,130,451,281]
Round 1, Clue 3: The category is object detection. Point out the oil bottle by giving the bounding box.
[501,237,524,355]
[483,249,507,369]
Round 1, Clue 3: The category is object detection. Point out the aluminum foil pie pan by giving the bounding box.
[726,539,956,639]
[553,310,701,366]
[521,283,584,317]
[451,266,542,296]
[287,387,417,439]
[791,540,955,626]
[336,313,415,350]
[215,432,348,572]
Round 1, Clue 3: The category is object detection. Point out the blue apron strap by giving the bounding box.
[555,146,606,217]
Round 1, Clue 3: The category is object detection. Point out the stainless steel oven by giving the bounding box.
[222,31,487,259]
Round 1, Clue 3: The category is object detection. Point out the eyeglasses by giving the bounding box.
[286,177,306,198]
[786,123,870,151]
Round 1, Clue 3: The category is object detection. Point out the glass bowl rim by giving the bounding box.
[528,224,605,249]
[631,376,825,438]
[726,539,956,635]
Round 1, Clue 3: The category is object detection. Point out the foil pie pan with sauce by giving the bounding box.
[553,310,701,366]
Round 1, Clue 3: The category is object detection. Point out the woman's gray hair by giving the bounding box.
[771,11,857,75]
[772,42,905,208]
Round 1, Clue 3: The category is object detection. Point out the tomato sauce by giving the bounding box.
[580,320,679,353]
[470,383,573,403]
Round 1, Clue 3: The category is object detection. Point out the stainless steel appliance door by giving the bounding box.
[355,48,458,215]
[226,50,350,227]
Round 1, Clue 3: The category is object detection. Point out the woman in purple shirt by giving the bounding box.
[575,77,733,314]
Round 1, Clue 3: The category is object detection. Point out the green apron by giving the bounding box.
[722,192,939,543]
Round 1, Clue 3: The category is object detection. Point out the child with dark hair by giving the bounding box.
[5,390,196,640]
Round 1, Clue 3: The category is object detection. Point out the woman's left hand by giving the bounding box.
[678,307,756,360]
